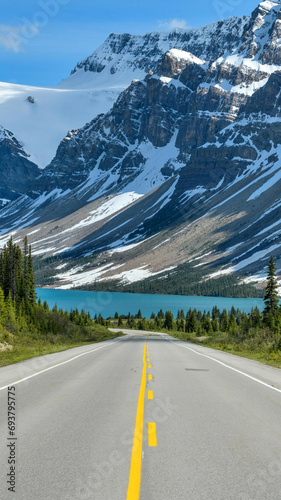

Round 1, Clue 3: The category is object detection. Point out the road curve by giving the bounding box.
[0,330,281,500]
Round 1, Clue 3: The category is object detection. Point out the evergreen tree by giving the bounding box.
[203,316,213,334]
[3,292,16,330]
[27,244,36,305]
[157,309,165,319]
[263,256,279,322]
[164,311,173,330]
[137,319,145,330]
[136,309,142,319]
[23,236,29,294]
[0,287,5,318]
[220,309,229,332]
[155,316,162,329]
[212,317,219,333]
[212,306,220,321]
[177,318,185,332]
[0,237,36,309]
[185,309,198,334]
[251,307,262,328]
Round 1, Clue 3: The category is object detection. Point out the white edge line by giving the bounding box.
[170,340,281,394]
[0,338,126,391]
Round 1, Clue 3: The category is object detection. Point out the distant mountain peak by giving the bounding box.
[239,0,281,64]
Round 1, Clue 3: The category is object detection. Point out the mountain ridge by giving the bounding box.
[69,15,248,79]
[1,1,281,292]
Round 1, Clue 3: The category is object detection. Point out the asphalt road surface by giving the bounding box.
[0,330,281,500]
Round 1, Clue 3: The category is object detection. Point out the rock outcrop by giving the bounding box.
[0,126,40,202]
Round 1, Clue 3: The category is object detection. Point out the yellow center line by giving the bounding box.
[126,343,147,500]
[148,364,152,369]
[148,390,153,400]
[148,422,157,447]
[148,374,153,381]
[147,358,150,362]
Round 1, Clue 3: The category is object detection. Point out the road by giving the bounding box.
[0,330,281,500]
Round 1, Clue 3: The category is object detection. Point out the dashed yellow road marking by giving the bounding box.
[148,374,153,381]
[148,390,153,400]
[148,423,157,447]
[148,364,152,369]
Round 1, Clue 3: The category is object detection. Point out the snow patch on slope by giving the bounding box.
[209,243,280,279]
[55,262,176,289]
[247,167,281,200]
[124,134,184,194]
[0,198,10,207]
[63,192,143,232]
[167,49,205,65]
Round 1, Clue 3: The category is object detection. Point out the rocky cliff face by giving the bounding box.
[2,1,281,288]
[40,46,249,193]
[0,126,40,205]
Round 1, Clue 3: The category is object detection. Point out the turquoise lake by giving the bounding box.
[36,289,265,318]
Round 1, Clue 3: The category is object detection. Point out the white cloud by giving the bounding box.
[0,24,22,52]
[158,18,189,30]
[0,23,40,53]
[0,25,25,52]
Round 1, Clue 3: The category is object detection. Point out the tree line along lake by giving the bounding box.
[36,289,265,319]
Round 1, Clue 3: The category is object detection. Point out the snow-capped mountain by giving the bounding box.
[0,16,248,170]
[2,1,281,290]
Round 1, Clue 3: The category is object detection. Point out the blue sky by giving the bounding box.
[0,0,260,87]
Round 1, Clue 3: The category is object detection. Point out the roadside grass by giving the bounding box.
[0,326,123,368]
[170,330,281,369]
